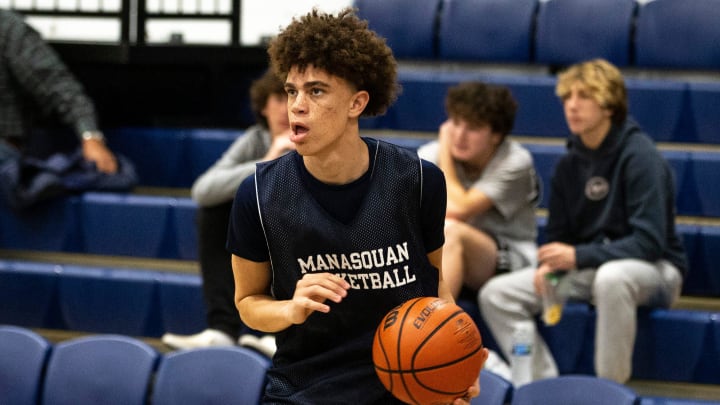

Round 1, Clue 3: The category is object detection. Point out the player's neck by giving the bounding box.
[304,133,368,185]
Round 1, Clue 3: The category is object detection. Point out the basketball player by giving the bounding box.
[226,8,486,404]
[479,59,687,384]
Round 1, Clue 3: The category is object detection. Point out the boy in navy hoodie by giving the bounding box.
[479,59,687,384]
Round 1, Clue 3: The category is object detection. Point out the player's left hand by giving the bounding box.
[452,377,479,405]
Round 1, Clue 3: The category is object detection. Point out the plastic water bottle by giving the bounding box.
[510,322,534,387]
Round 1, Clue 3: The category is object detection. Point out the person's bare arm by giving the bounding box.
[232,254,350,332]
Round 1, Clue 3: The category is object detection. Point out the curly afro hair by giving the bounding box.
[267,7,399,117]
[445,82,518,138]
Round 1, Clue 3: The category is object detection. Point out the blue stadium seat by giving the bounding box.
[690,151,720,217]
[42,335,158,405]
[81,192,175,258]
[377,69,563,136]
[472,369,513,405]
[0,196,82,252]
[676,224,705,296]
[693,315,720,384]
[537,301,595,375]
[170,198,199,261]
[0,260,64,329]
[633,309,712,382]
[157,272,207,335]
[688,81,720,144]
[354,0,441,60]
[626,79,690,143]
[375,68,477,132]
[56,265,162,337]
[151,346,270,405]
[534,0,636,67]
[438,0,537,63]
[186,129,241,183]
[511,375,638,405]
[486,74,565,137]
[0,325,51,405]
[661,150,697,217]
[634,0,720,70]
[698,225,720,297]
[106,127,189,187]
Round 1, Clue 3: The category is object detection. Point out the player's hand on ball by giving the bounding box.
[452,377,480,405]
[287,273,350,324]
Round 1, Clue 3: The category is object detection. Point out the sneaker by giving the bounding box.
[484,349,513,381]
[162,329,235,350]
[239,334,276,358]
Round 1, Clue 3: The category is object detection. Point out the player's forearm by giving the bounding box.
[236,295,296,333]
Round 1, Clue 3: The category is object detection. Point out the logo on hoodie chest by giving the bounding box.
[585,176,609,201]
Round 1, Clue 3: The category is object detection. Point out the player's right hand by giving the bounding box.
[286,272,350,324]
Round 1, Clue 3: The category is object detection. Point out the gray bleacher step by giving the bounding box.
[628,380,720,402]
[0,249,199,274]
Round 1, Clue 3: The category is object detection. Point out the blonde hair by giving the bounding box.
[555,59,628,125]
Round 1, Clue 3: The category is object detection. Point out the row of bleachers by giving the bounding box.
[0,325,270,405]
[106,129,720,217]
[2,191,720,297]
[2,258,720,386]
[360,69,720,145]
[0,260,206,337]
[355,0,720,71]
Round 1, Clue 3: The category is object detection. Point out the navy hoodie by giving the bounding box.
[546,119,687,275]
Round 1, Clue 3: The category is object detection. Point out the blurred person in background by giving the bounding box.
[161,69,292,356]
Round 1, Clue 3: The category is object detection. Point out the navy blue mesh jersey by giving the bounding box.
[227,137,446,404]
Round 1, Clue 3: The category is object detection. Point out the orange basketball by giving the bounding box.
[372,296,485,405]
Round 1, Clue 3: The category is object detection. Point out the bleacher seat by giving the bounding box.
[511,375,638,405]
[634,0,720,70]
[151,346,270,405]
[0,260,64,329]
[186,129,241,182]
[170,197,200,260]
[698,225,720,298]
[687,81,720,145]
[437,0,537,63]
[690,152,720,217]
[157,272,207,335]
[354,0,441,60]
[633,309,713,383]
[0,325,51,405]
[626,79,690,143]
[56,265,162,337]
[81,192,175,258]
[107,127,189,187]
[534,0,636,67]
[472,369,513,405]
[537,301,595,375]
[42,335,158,405]
[0,196,82,252]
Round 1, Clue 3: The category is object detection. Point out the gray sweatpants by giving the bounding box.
[478,259,682,384]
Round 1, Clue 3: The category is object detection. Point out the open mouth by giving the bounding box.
[291,123,310,142]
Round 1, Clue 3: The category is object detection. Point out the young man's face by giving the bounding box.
[447,117,501,166]
[562,81,613,141]
[262,92,290,137]
[284,65,361,156]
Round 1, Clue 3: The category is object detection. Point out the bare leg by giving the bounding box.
[442,218,498,298]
